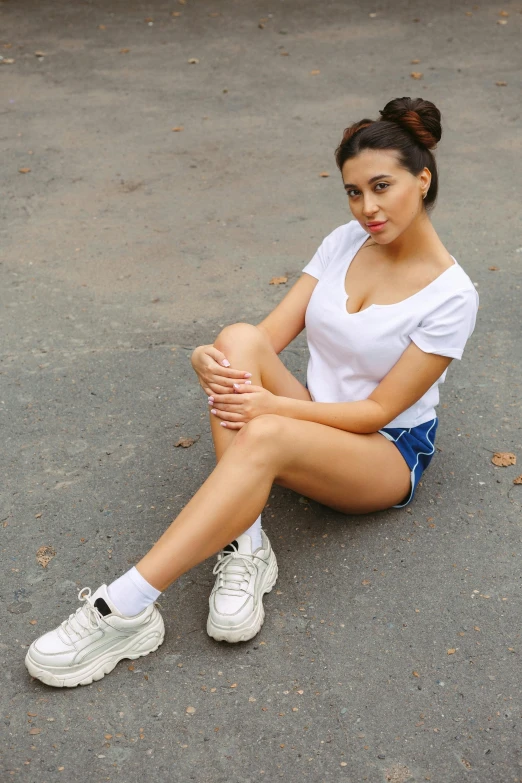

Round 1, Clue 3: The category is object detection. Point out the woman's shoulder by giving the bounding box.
[319,220,368,250]
[446,256,479,302]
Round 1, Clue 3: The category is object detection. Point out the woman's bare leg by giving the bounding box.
[136,412,411,592]
[207,323,311,461]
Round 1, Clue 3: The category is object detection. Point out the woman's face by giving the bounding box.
[341,148,431,243]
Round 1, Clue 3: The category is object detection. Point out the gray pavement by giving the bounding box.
[1,1,522,781]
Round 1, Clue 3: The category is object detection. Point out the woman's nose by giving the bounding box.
[363,200,378,216]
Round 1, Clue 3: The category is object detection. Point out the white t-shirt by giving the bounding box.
[301,220,479,428]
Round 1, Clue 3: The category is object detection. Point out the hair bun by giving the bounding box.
[379,97,442,150]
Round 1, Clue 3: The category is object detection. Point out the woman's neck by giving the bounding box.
[376,213,446,266]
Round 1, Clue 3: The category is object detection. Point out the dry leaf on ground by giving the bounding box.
[36,545,56,568]
[495,81,507,87]
[513,475,522,485]
[119,48,130,54]
[175,437,198,448]
[447,648,456,655]
[319,172,330,177]
[19,168,31,174]
[361,579,371,586]
[172,126,184,132]
[188,58,199,64]
[410,72,423,79]
[269,276,288,285]
[309,69,321,75]
[186,706,196,714]
[488,265,499,270]
[491,452,516,467]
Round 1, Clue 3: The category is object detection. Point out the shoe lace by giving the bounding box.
[212,543,257,593]
[60,587,102,641]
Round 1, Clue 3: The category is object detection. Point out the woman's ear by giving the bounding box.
[420,166,432,192]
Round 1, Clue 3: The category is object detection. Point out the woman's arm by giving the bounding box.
[208,340,452,431]
[274,342,453,432]
[256,273,318,354]
[275,397,385,434]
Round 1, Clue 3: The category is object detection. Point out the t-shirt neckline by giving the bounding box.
[342,229,459,316]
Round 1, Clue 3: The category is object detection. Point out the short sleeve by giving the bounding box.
[301,223,354,280]
[409,287,479,360]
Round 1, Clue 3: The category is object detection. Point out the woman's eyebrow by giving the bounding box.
[343,174,393,189]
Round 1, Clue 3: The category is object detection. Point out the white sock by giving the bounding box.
[107,566,162,617]
[239,513,262,551]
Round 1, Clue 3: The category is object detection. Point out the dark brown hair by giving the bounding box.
[335,97,442,211]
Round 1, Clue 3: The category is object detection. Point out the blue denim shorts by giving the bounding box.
[378,418,439,508]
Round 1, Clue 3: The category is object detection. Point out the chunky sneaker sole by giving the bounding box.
[25,586,165,688]
[207,540,278,644]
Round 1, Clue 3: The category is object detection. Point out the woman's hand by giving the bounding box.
[209,384,278,430]
[191,344,252,397]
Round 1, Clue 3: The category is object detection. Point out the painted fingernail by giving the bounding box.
[222,359,230,367]
[244,373,252,378]
[220,422,227,427]
[245,380,251,385]
[208,399,214,405]
[211,409,217,414]
[233,383,240,389]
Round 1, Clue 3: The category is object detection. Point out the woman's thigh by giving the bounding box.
[215,323,312,402]
[238,414,412,515]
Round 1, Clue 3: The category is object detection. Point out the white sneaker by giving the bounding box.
[207,530,278,643]
[25,584,165,688]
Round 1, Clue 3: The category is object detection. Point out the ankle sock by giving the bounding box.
[107,566,162,617]
[241,513,263,551]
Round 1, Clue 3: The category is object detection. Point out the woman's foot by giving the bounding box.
[25,585,165,688]
[207,530,278,643]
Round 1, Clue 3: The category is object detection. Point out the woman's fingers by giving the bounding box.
[209,390,252,404]
[217,421,245,430]
[207,382,233,395]
[209,407,245,422]
[209,364,252,381]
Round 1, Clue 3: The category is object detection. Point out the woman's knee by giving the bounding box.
[214,323,268,355]
[235,414,286,451]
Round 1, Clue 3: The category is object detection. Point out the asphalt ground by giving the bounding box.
[1,1,521,781]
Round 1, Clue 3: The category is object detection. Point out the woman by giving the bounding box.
[25,96,479,687]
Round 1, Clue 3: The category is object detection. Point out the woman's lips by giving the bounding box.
[367,221,387,232]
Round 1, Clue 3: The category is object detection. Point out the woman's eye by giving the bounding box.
[347,183,388,197]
